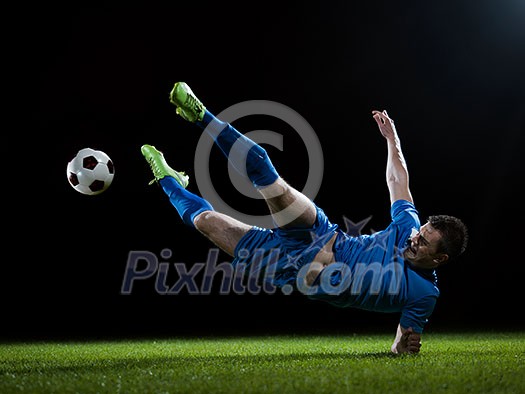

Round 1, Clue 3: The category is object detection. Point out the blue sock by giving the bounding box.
[159,177,214,228]
[196,110,279,187]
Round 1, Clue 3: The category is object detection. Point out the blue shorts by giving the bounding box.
[231,205,339,289]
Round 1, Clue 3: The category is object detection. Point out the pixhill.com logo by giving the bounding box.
[121,216,407,297]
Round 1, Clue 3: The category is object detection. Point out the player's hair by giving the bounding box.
[427,215,468,260]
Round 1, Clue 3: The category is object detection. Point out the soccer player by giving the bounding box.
[141,82,468,354]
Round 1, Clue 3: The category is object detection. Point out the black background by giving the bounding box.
[5,1,525,340]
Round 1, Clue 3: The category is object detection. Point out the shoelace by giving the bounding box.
[146,156,187,186]
[184,94,201,112]
[147,157,160,185]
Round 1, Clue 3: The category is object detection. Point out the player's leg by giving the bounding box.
[192,210,251,256]
[256,177,317,228]
[141,144,250,255]
[169,82,317,228]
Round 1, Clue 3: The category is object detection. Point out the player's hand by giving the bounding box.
[372,110,397,141]
[394,327,422,354]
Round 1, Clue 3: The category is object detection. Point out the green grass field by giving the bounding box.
[1,331,523,393]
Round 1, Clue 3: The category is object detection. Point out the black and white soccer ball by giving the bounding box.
[67,148,115,195]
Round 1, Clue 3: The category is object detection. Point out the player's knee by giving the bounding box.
[193,210,216,233]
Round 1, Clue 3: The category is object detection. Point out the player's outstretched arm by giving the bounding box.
[372,110,413,205]
[391,324,422,354]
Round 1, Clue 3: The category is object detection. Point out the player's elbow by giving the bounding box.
[386,177,409,194]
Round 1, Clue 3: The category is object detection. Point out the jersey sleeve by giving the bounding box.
[391,199,420,229]
[399,295,437,334]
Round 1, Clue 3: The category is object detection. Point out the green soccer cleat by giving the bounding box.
[169,82,206,123]
[141,144,189,187]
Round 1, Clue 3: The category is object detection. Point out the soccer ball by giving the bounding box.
[67,148,115,195]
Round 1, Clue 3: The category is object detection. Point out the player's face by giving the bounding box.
[404,223,446,269]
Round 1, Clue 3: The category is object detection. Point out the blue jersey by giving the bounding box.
[307,199,439,333]
[232,199,439,333]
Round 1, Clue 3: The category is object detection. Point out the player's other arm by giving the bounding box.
[372,110,413,205]
[391,324,422,354]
